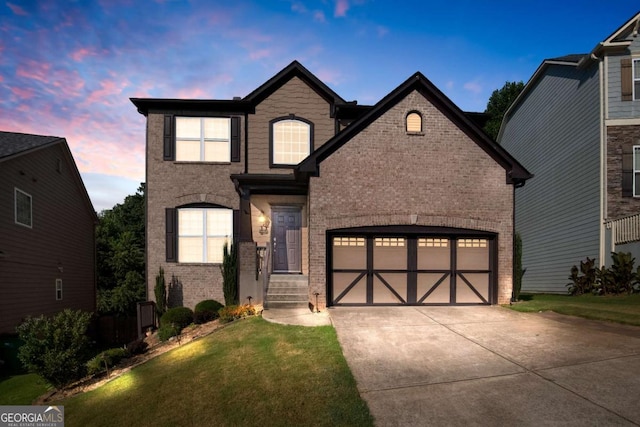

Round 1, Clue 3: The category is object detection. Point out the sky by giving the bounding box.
[1,1,638,212]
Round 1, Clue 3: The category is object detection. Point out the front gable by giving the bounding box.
[298,73,532,186]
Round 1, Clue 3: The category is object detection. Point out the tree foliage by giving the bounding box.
[221,242,238,306]
[96,183,146,315]
[483,81,525,141]
[17,309,93,389]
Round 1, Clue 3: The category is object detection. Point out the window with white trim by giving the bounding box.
[175,117,230,162]
[272,119,311,165]
[634,146,640,197]
[55,279,63,300]
[15,188,32,228]
[634,59,640,101]
[178,208,232,263]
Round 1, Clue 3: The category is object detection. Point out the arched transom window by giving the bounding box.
[272,118,312,165]
[406,112,422,133]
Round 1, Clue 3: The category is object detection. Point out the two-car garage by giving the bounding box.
[328,227,496,306]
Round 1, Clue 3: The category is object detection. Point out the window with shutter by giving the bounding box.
[177,207,233,263]
[634,59,640,101]
[175,117,232,162]
[634,146,640,197]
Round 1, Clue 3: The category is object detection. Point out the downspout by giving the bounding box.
[511,184,516,303]
[595,52,607,267]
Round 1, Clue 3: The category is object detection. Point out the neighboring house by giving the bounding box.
[132,61,531,310]
[500,12,640,293]
[0,132,97,334]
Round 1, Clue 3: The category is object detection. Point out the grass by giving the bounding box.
[507,293,640,326]
[59,317,373,427]
[0,373,51,405]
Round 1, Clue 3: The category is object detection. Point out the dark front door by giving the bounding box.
[272,207,302,273]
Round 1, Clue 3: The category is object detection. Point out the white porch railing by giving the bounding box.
[606,213,640,245]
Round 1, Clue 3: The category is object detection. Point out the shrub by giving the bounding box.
[155,267,167,317]
[160,307,194,330]
[125,337,148,355]
[194,300,224,324]
[17,309,93,389]
[218,304,256,324]
[86,348,127,376]
[609,251,636,295]
[158,323,182,342]
[567,257,597,295]
[221,242,238,306]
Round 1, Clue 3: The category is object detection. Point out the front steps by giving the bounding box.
[265,274,309,309]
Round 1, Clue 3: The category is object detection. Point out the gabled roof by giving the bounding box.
[132,61,348,116]
[0,131,97,220]
[297,72,532,186]
[244,60,346,106]
[596,11,640,51]
[0,131,61,160]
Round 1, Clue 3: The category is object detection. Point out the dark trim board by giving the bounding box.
[327,226,497,306]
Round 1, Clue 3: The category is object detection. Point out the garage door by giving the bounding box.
[329,233,494,306]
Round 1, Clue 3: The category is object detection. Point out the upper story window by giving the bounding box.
[15,188,32,228]
[271,117,313,166]
[406,112,422,133]
[178,207,232,263]
[634,59,640,101]
[175,117,230,162]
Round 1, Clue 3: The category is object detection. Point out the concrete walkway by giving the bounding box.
[330,306,640,426]
[261,307,331,327]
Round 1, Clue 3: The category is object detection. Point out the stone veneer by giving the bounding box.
[607,125,640,219]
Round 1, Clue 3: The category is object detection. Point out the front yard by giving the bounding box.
[57,317,372,426]
[508,293,640,326]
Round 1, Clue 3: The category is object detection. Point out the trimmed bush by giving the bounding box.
[158,323,182,342]
[87,348,127,376]
[194,300,224,324]
[160,307,194,330]
[17,309,93,389]
[218,304,256,324]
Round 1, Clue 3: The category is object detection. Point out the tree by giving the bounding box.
[483,81,524,141]
[221,242,238,306]
[96,183,146,316]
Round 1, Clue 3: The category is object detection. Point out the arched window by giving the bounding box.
[406,112,422,133]
[271,117,313,166]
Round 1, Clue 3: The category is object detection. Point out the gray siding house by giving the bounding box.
[0,132,97,334]
[500,12,640,293]
[132,61,531,311]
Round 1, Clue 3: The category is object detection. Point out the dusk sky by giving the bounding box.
[1,1,638,212]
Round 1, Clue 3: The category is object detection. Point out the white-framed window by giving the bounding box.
[272,119,311,165]
[178,208,233,263]
[634,146,640,197]
[406,111,422,133]
[634,59,640,101]
[175,117,230,162]
[15,188,32,228]
[55,279,63,300]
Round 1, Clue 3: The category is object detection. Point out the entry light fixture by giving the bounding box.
[258,211,270,235]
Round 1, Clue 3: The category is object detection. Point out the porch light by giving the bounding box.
[258,211,270,235]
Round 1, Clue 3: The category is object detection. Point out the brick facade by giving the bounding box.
[607,125,640,219]
[308,91,515,306]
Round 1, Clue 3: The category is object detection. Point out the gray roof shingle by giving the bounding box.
[0,131,62,159]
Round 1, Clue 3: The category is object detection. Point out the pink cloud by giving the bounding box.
[249,49,271,60]
[7,2,28,16]
[334,0,349,17]
[314,10,326,23]
[85,79,128,105]
[70,47,98,62]
[316,67,342,86]
[11,87,35,99]
[16,60,52,84]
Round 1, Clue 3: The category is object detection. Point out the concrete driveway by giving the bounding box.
[329,306,640,426]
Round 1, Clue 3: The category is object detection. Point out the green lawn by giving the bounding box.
[507,293,640,326]
[0,373,51,405]
[59,317,372,427]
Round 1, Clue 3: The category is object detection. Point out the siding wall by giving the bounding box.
[309,90,515,307]
[500,63,601,293]
[146,113,244,309]
[607,38,640,119]
[0,144,96,334]
[247,76,335,174]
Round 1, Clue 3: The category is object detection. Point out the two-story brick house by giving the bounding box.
[500,12,640,293]
[132,61,531,310]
